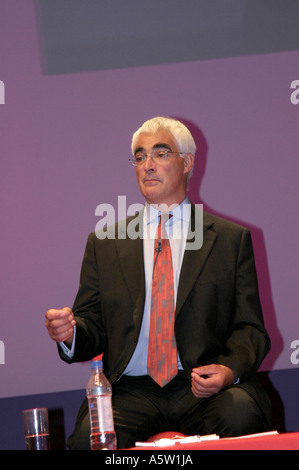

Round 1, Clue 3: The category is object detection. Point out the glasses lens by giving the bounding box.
[134,153,146,165]
[131,150,171,166]
[153,150,168,161]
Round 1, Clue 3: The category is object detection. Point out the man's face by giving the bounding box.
[134,130,193,207]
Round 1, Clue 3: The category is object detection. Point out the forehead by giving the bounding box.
[135,130,178,151]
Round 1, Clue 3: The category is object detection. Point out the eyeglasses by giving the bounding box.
[129,149,183,166]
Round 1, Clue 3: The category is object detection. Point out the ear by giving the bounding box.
[183,154,194,175]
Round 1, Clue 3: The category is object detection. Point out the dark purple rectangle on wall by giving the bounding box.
[36,0,299,74]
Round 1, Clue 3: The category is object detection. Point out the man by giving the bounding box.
[46,116,272,449]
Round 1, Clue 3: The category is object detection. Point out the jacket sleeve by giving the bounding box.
[59,232,106,364]
[215,228,271,380]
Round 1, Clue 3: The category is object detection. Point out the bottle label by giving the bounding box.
[96,396,114,432]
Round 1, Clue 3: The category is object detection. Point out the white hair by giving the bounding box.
[131,116,196,182]
[131,116,196,154]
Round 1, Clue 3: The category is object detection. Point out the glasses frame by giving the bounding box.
[129,149,184,166]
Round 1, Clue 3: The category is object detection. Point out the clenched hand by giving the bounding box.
[191,364,237,398]
[45,307,76,346]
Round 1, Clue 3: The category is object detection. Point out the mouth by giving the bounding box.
[142,178,161,184]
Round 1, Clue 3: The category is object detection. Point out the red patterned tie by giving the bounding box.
[147,213,178,387]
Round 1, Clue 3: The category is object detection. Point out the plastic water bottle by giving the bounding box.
[86,359,117,450]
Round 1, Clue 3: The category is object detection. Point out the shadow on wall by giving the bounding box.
[176,117,285,431]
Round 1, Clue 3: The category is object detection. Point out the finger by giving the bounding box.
[46,308,75,327]
[55,327,74,343]
[46,309,65,322]
[61,306,73,317]
[48,316,76,333]
[61,307,76,326]
[45,308,75,342]
[191,371,210,387]
[191,381,213,398]
[47,320,75,343]
[191,372,219,394]
[192,364,218,377]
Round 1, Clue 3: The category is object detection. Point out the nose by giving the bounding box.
[143,154,156,172]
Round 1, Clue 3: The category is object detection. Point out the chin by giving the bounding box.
[141,188,160,203]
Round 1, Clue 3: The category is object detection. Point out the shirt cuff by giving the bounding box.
[58,326,76,359]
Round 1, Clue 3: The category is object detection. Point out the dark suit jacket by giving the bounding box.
[60,205,272,425]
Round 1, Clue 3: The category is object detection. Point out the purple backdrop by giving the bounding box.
[0,1,298,400]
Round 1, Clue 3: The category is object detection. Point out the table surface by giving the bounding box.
[130,432,299,450]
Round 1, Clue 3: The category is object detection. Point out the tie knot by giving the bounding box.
[160,212,172,227]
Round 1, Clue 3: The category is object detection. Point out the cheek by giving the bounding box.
[166,166,184,186]
[135,170,147,194]
[135,169,142,183]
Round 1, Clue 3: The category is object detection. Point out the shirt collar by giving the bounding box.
[144,197,191,226]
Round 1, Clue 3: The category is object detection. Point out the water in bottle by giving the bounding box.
[86,359,117,450]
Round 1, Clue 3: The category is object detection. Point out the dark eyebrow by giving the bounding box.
[134,146,144,155]
[153,143,172,151]
[135,143,172,155]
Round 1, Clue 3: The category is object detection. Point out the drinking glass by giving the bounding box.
[22,408,50,450]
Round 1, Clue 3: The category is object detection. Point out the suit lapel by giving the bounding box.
[175,209,217,316]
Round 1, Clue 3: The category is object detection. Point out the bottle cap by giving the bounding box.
[91,360,103,369]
